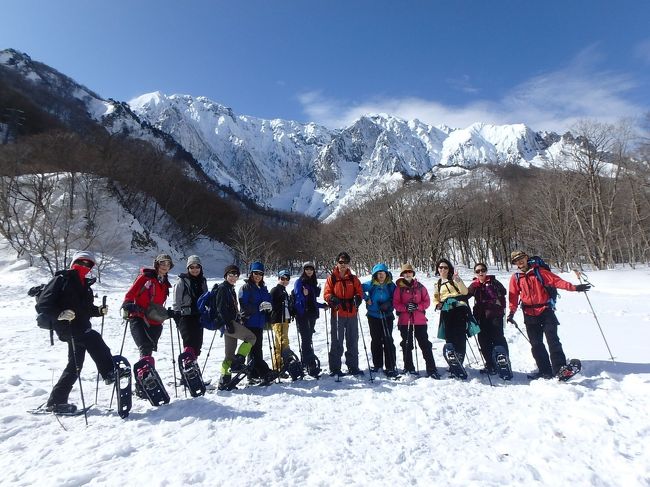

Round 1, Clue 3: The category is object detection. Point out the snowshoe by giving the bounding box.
[133,358,170,406]
[29,403,91,416]
[347,368,365,377]
[384,369,402,380]
[112,355,132,419]
[491,346,513,381]
[304,356,321,378]
[443,343,468,380]
[222,363,254,391]
[178,351,206,397]
[557,359,582,382]
[280,349,305,381]
[426,368,441,380]
[527,371,554,380]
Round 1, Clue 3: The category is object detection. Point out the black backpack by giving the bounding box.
[29,281,61,345]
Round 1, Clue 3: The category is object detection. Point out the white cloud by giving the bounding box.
[298,47,644,133]
[634,38,650,64]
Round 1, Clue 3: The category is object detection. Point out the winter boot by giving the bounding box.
[137,355,155,380]
[230,354,247,373]
[218,374,232,391]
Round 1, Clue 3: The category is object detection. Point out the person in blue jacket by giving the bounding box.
[238,261,276,383]
[293,261,325,375]
[362,263,399,378]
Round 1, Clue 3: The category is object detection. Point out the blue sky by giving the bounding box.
[3,0,650,131]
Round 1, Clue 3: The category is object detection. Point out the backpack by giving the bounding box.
[516,256,559,309]
[197,283,223,330]
[29,281,60,346]
[288,289,297,317]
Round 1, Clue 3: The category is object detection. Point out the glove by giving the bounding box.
[227,320,237,334]
[122,302,141,313]
[259,301,272,312]
[575,284,591,292]
[58,309,76,321]
[98,305,109,316]
[507,312,515,324]
[379,302,391,312]
[329,296,340,307]
[406,302,418,313]
[353,296,363,308]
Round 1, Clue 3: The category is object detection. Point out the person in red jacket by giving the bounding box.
[508,250,591,378]
[122,254,173,378]
[324,252,364,376]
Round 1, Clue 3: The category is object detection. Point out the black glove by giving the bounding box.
[507,312,515,323]
[329,296,340,307]
[353,296,363,308]
[575,284,591,292]
[167,308,178,319]
[122,302,141,313]
[407,302,418,313]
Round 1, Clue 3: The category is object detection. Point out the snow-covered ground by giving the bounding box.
[0,251,649,486]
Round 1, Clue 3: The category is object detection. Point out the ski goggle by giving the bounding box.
[74,259,94,268]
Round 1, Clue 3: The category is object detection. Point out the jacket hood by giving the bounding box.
[396,277,418,288]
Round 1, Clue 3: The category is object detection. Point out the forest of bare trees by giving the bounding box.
[1,115,649,276]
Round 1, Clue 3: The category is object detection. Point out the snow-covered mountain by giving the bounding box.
[131,92,569,220]
[2,48,574,222]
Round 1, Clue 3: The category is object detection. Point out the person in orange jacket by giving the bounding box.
[508,250,591,378]
[324,252,364,376]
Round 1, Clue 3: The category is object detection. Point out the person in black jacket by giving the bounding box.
[36,251,121,414]
[269,270,292,374]
[216,264,257,390]
[172,255,208,359]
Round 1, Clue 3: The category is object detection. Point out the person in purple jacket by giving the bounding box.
[393,264,440,379]
[467,262,508,374]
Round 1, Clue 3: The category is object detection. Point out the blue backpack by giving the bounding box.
[197,283,222,330]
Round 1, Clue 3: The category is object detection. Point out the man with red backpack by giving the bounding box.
[508,250,591,379]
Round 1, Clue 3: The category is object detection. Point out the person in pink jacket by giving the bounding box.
[392,264,440,378]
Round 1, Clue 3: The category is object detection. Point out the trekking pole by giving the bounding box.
[408,312,419,373]
[202,329,218,376]
[69,331,89,426]
[357,314,374,382]
[574,271,616,364]
[508,317,530,344]
[266,326,281,383]
[380,314,397,374]
[168,315,178,398]
[465,336,480,366]
[95,295,106,404]
[294,318,303,363]
[110,319,129,410]
[175,322,187,397]
[474,335,493,387]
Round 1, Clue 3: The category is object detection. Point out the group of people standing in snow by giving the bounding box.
[37,248,591,412]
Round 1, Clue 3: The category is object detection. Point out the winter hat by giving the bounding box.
[399,264,415,276]
[278,269,290,278]
[336,252,351,263]
[302,261,316,270]
[71,250,96,267]
[223,264,240,278]
[154,254,174,269]
[186,255,202,268]
[510,250,528,264]
[250,261,265,274]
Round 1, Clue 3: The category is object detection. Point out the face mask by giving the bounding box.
[71,263,91,281]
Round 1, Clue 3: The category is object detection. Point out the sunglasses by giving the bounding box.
[188,265,201,270]
[475,268,487,274]
[252,271,264,276]
[438,265,449,269]
[75,260,94,268]
[338,261,350,265]
[227,272,239,277]
[158,260,172,267]
[280,276,290,281]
